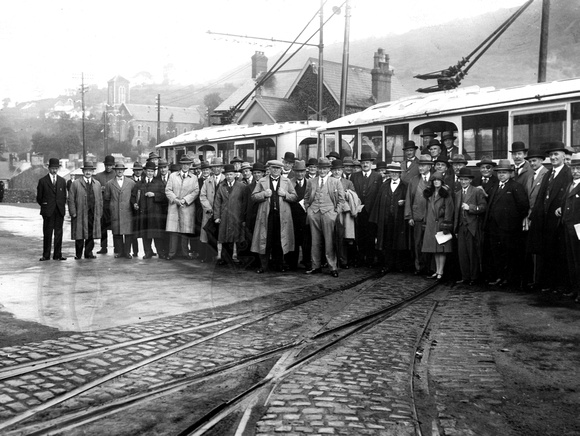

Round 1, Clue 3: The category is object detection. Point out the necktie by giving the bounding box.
[483,177,488,184]
[499,182,505,190]
[548,170,555,184]
[320,178,324,188]
[52,176,56,185]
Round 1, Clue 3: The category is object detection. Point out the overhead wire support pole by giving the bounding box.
[76,72,90,162]
[538,0,550,83]
[339,0,350,117]
[318,0,324,121]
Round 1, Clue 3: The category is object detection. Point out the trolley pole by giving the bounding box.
[156,94,161,145]
[537,0,550,83]
[339,0,351,117]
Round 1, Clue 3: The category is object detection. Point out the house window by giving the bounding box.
[137,125,142,138]
[147,126,151,140]
[183,128,187,134]
[119,86,126,104]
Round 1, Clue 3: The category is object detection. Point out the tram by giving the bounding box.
[156,120,325,164]
[318,78,580,164]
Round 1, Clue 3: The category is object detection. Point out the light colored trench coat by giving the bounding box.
[251,176,297,255]
[68,178,103,240]
[104,177,136,235]
[165,171,199,234]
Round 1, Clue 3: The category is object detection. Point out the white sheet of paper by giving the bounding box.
[435,231,452,245]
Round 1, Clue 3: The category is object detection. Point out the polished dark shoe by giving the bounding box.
[74,256,82,260]
[114,254,122,259]
[380,267,390,274]
[305,268,322,274]
[256,268,264,274]
[488,278,502,286]
[427,273,438,279]
[166,256,174,261]
[85,254,96,259]
[216,259,226,266]
[330,270,339,278]
[152,252,158,256]
[131,253,139,257]
[124,254,133,259]
[53,257,67,261]
[96,248,108,254]
[455,279,466,285]
[143,254,153,259]
[186,254,196,260]
[39,257,49,261]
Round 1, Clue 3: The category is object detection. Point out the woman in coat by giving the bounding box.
[370,163,408,273]
[422,171,454,280]
[213,164,248,264]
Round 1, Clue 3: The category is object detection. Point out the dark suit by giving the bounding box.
[561,180,580,295]
[472,173,499,196]
[485,179,529,284]
[514,161,533,188]
[529,165,572,289]
[36,173,67,259]
[350,170,382,265]
[286,177,309,269]
[401,158,420,184]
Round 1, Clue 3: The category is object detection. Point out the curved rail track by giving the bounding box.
[1,272,442,435]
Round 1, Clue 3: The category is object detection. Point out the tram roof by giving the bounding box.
[320,78,580,131]
[156,120,326,148]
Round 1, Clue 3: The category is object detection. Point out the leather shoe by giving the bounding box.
[216,259,226,266]
[39,257,49,261]
[488,278,502,286]
[330,270,339,278]
[305,268,322,274]
[74,256,82,260]
[166,256,174,260]
[124,254,132,259]
[256,268,264,274]
[85,254,96,259]
[455,280,466,285]
[53,257,67,261]
[143,254,152,259]
[96,248,108,254]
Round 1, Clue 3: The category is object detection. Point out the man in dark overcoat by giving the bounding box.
[36,157,67,261]
[286,160,310,270]
[484,159,529,287]
[401,140,420,184]
[472,156,498,196]
[557,153,580,302]
[370,163,407,273]
[104,162,136,258]
[133,161,167,259]
[68,162,103,259]
[529,142,573,292]
[93,155,116,254]
[350,152,382,267]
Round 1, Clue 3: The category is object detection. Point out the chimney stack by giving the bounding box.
[371,48,393,103]
[251,51,268,79]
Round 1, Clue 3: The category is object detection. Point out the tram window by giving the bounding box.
[513,111,566,153]
[217,141,234,162]
[256,138,276,163]
[339,131,357,158]
[299,139,318,160]
[572,103,580,149]
[463,112,508,159]
[324,135,336,157]
[236,142,255,163]
[385,124,408,163]
[361,131,383,161]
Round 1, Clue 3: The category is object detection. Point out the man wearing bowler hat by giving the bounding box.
[472,156,499,196]
[287,160,311,270]
[401,140,420,183]
[36,157,67,261]
[282,152,296,179]
[304,158,345,277]
[94,155,116,254]
[426,139,443,162]
[104,162,136,258]
[306,158,318,179]
[529,142,573,293]
[68,162,103,259]
[199,157,225,262]
[454,167,487,285]
[420,127,438,149]
[510,141,533,187]
[350,152,382,267]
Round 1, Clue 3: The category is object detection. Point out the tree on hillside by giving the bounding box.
[204,92,223,115]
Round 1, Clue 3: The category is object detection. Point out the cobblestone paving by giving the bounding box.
[0,269,375,430]
[255,279,438,436]
[425,287,509,436]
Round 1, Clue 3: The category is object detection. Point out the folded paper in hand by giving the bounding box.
[435,231,452,245]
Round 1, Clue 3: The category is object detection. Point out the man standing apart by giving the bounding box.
[68,162,103,259]
[350,152,382,267]
[104,163,135,259]
[94,155,116,254]
[165,156,199,260]
[251,160,297,273]
[304,158,345,277]
[36,157,67,261]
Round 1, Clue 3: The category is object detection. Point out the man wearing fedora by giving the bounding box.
[420,127,438,150]
[251,160,297,273]
[199,157,225,262]
[131,162,144,183]
[511,141,533,187]
[36,157,67,261]
[306,158,318,179]
[484,159,529,287]
[441,131,462,159]
[433,155,455,193]
[451,154,468,192]
[230,156,243,179]
[342,157,355,180]
[374,161,388,183]
[133,161,167,259]
[454,168,487,285]
[147,152,160,178]
[287,160,311,271]
[282,152,296,179]
[129,161,144,257]
[94,155,116,254]
[351,152,382,267]
[166,156,199,260]
[557,153,580,303]
[304,158,345,277]
[529,142,573,293]
[68,162,103,259]
[401,140,420,183]
[405,155,434,275]
[426,139,443,162]
[370,162,408,274]
[104,162,136,259]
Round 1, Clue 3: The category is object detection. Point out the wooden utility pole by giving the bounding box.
[339,0,351,117]
[538,0,550,83]
[78,73,89,162]
[317,0,324,121]
[156,94,161,145]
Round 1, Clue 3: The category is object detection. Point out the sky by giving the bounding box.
[0,0,527,103]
